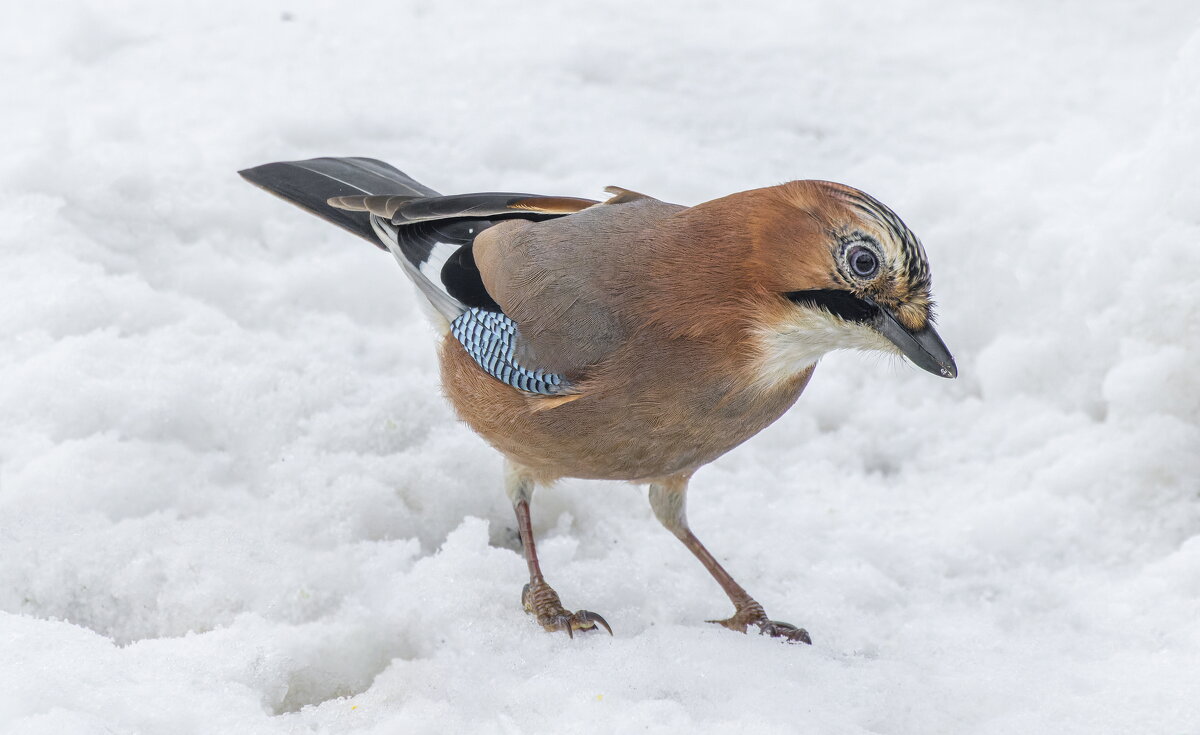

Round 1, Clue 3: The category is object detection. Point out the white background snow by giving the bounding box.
[2,1,1199,732]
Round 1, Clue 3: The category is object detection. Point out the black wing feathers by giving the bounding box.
[239,156,595,320]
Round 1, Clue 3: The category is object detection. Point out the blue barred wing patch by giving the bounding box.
[450,308,573,395]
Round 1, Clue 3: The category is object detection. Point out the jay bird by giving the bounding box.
[240,157,956,644]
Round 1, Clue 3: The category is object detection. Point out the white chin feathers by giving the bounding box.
[753,306,895,386]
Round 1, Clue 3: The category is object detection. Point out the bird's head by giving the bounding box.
[744,180,956,382]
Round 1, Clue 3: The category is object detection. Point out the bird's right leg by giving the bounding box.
[649,472,811,644]
[506,461,612,638]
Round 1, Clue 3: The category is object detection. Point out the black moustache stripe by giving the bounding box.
[785,289,878,323]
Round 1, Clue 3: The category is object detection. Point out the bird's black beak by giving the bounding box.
[785,289,957,378]
[871,303,957,379]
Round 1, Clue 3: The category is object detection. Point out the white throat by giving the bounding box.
[751,307,894,388]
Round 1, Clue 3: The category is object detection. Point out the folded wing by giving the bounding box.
[241,157,679,398]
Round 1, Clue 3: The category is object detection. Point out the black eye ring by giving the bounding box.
[846,245,879,278]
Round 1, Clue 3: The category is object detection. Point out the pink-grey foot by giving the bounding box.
[522,580,612,638]
[708,599,811,644]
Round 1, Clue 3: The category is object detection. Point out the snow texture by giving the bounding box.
[2,1,1199,733]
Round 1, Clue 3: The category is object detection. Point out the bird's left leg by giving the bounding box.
[648,472,811,644]
[506,461,612,637]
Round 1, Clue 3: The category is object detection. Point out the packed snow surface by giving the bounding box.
[2,1,1199,733]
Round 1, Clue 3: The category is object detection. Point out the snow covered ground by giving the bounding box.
[2,1,1199,732]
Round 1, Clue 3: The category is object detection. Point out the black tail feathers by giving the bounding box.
[237,157,440,249]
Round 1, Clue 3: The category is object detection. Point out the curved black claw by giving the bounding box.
[546,609,613,638]
[756,620,811,645]
[573,610,613,637]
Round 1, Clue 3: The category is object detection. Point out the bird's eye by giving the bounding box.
[847,245,879,278]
